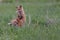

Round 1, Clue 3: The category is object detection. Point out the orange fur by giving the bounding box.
[9,5,26,27]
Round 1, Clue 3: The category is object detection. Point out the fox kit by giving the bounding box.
[8,5,26,26]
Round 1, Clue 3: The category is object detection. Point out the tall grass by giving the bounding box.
[0,0,60,40]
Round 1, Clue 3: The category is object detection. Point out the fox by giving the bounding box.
[8,5,26,26]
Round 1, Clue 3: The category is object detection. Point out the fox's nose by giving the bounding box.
[17,8,20,10]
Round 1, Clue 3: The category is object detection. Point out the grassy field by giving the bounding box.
[0,0,60,40]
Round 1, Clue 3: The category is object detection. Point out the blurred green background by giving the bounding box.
[1,0,60,3]
[0,0,60,40]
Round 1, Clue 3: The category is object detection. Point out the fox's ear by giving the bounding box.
[20,5,22,8]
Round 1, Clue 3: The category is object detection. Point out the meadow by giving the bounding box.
[0,0,60,40]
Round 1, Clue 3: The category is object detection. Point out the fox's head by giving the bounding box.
[16,5,23,11]
[16,5,25,18]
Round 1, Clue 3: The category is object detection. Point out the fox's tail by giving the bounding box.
[8,23,12,25]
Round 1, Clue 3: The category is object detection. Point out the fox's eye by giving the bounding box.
[20,5,22,8]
